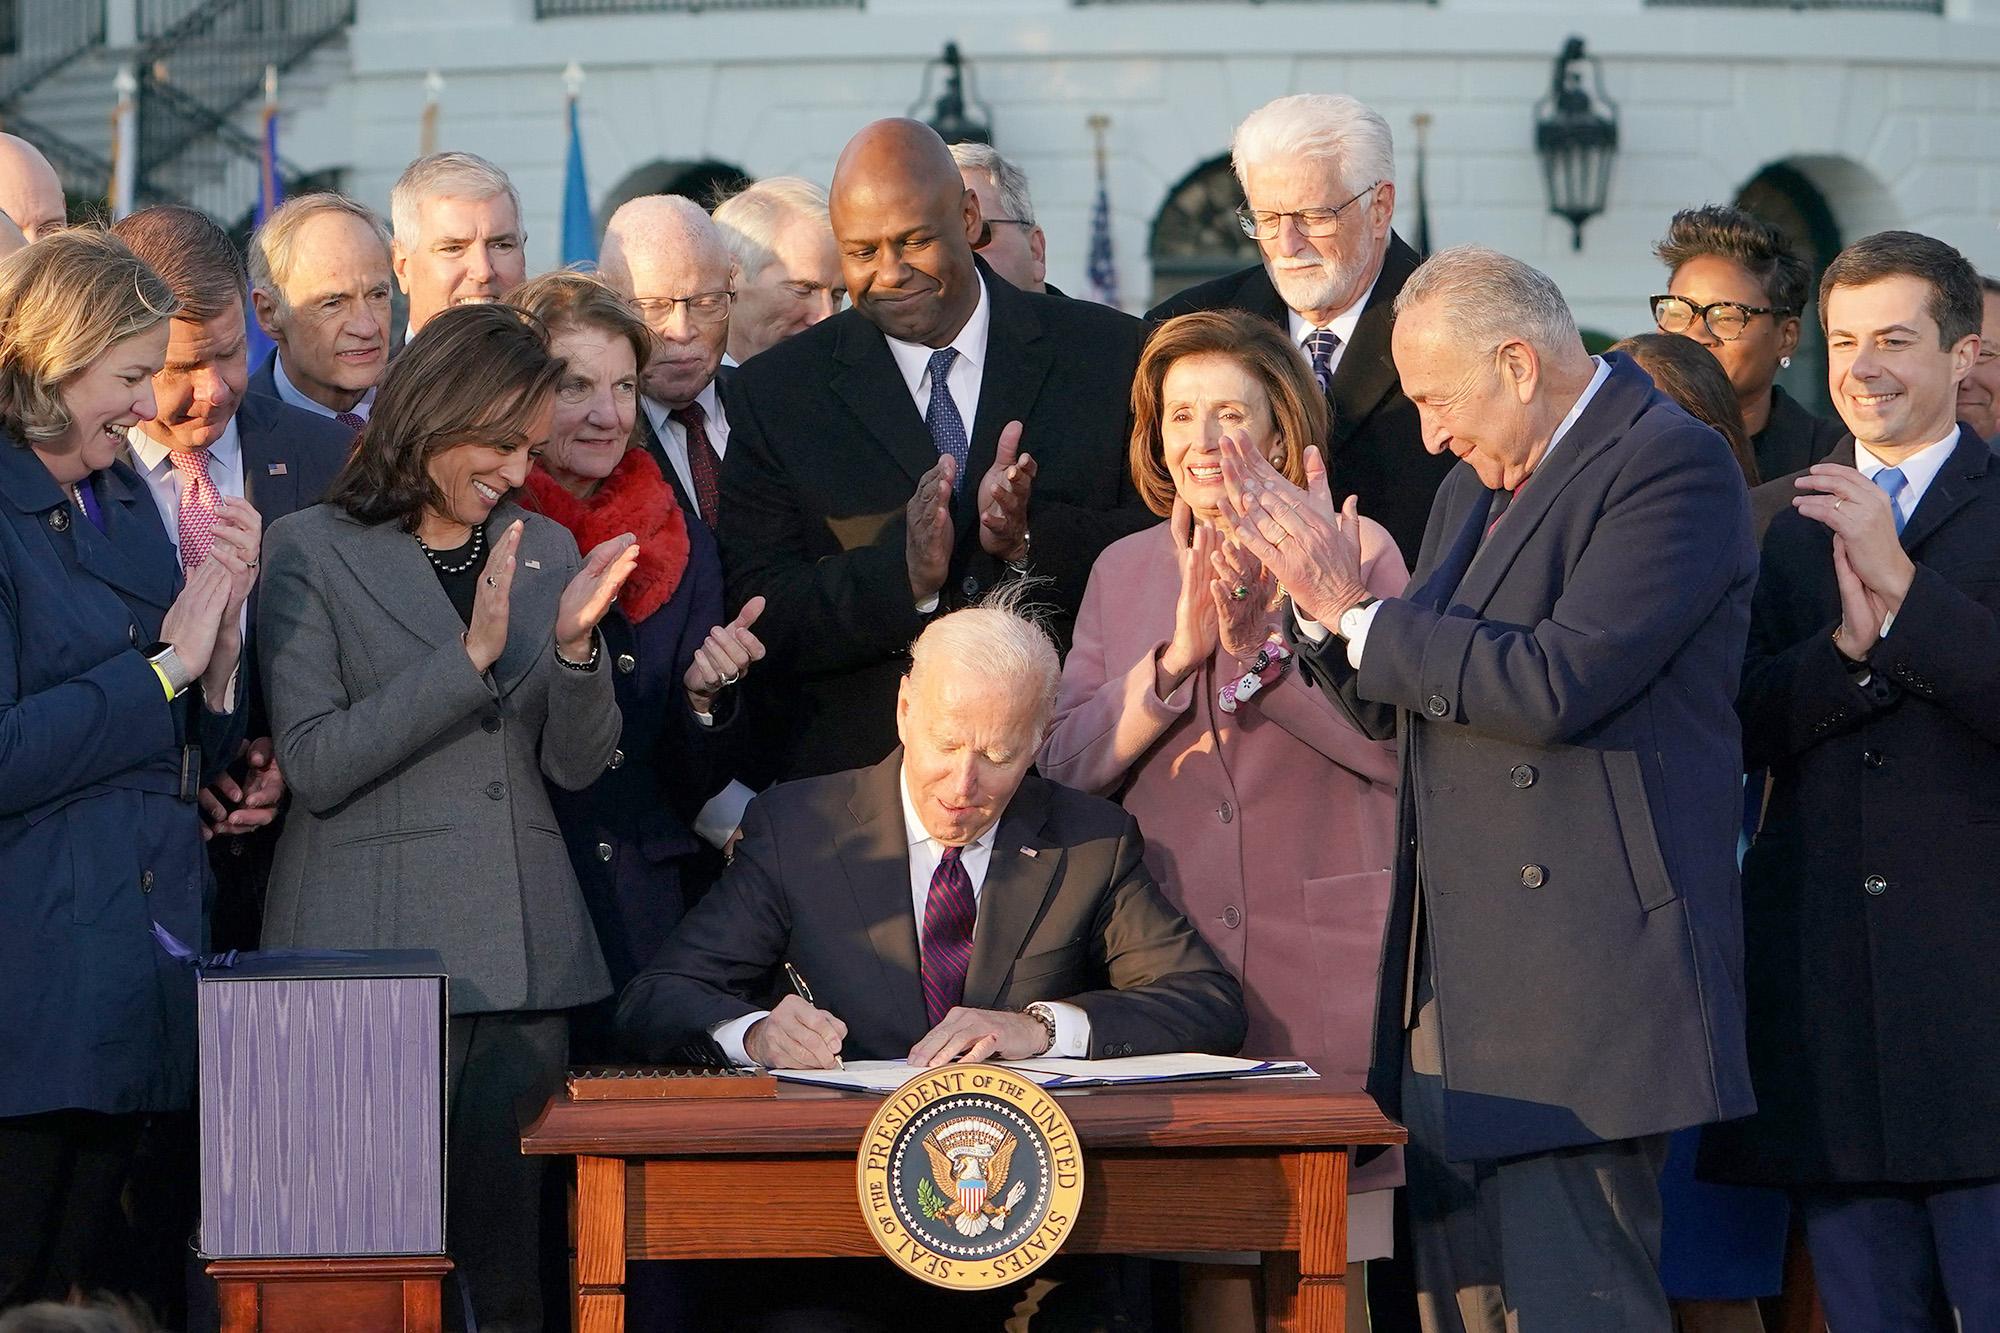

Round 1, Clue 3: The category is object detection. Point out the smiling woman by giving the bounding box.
[258,302,639,1331]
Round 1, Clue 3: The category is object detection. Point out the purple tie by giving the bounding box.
[334,411,365,439]
[1304,329,1342,395]
[920,846,976,1026]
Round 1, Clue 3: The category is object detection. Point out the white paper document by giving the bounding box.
[770,1053,1314,1094]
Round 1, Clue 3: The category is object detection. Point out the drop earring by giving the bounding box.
[1780,356,1792,369]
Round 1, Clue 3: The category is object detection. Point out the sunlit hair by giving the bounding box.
[1819,230,1981,350]
[598,194,731,294]
[1395,244,1580,357]
[908,581,1061,733]
[0,227,177,446]
[1127,309,1324,518]
[111,204,243,323]
[1654,204,1811,317]
[947,143,1036,228]
[1232,93,1395,197]
[1610,332,1760,487]
[248,192,392,310]
[712,177,829,283]
[390,151,521,248]
[325,303,563,530]
[509,269,652,385]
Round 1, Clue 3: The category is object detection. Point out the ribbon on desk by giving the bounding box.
[151,920,370,973]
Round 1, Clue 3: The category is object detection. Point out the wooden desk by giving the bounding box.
[520,1076,1403,1332]
[208,1255,452,1332]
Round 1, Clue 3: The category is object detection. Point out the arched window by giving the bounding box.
[600,158,753,221]
[1736,161,1843,416]
[1148,153,1259,307]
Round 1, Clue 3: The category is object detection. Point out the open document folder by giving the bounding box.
[770,1053,1315,1094]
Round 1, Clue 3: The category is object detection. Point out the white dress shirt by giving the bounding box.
[885,273,991,432]
[272,352,374,421]
[640,377,732,512]
[1285,271,1379,383]
[710,764,1092,1066]
[128,420,250,640]
[1296,355,1615,666]
[1856,427,1958,526]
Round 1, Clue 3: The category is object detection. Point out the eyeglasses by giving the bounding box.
[1235,183,1380,241]
[631,290,735,326]
[1650,294,1783,343]
[984,217,1034,229]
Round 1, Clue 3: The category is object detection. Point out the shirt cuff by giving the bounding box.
[1292,606,1331,644]
[1341,600,1382,671]
[916,591,940,614]
[710,1010,769,1066]
[1041,1001,1091,1057]
[692,707,715,727]
[694,780,756,849]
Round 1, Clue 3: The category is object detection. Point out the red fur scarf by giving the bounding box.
[521,449,690,623]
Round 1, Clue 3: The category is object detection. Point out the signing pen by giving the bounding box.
[783,962,843,1071]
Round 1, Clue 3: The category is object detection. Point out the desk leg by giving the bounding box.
[574,1155,626,1333]
[1263,1149,1350,1332]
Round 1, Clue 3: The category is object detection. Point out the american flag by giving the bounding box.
[1086,115,1120,309]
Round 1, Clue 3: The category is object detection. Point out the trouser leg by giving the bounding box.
[1487,1132,1671,1332]
[1923,1175,2000,1331]
[1796,1186,1945,1332]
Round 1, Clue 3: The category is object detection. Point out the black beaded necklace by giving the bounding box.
[415,522,485,575]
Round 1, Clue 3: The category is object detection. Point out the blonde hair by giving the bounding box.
[908,582,1061,731]
[0,228,177,445]
[249,192,392,309]
[712,177,829,284]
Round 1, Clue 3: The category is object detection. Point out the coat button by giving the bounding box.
[139,870,153,892]
[1217,801,1234,824]
[1862,750,1884,769]
[596,842,614,862]
[481,715,501,734]
[1864,874,1888,896]
[1509,764,1537,789]
[961,574,980,598]
[47,507,69,532]
[608,748,625,769]
[127,624,140,645]
[485,781,506,800]
[1520,864,1546,889]
[1221,905,1242,929]
[615,653,637,674]
[1425,694,1449,717]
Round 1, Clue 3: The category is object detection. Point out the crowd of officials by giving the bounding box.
[1,88,1997,1333]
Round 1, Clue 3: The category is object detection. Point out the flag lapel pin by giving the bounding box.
[266,462,287,476]
[525,559,542,570]
[1019,846,1039,858]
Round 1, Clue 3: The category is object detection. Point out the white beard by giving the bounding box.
[1268,253,1368,321]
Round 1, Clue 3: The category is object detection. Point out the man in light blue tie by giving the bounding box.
[1708,230,2000,1331]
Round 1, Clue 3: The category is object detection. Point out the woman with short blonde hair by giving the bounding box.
[0,228,260,1301]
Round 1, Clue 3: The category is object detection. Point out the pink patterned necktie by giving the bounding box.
[920,846,977,1026]
[168,447,220,573]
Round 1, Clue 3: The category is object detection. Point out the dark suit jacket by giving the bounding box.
[1704,428,2000,1186]
[1147,235,1455,562]
[1296,354,1758,1162]
[618,750,1247,1063]
[640,363,737,531]
[1750,383,1844,485]
[718,260,1154,780]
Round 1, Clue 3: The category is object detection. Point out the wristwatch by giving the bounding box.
[1337,596,1380,641]
[145,641,193,698]
[1006,529,1033,576]
[1023,1002,1059,1056]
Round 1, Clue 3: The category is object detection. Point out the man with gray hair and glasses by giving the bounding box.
[1151,93,1454,562]
[713,176,845,365]
[950,142,1048,295]
[390,150,527,337]
[1217,245,1758,1330]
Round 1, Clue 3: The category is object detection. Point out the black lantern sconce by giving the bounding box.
[911,42,993,146]
[1533,36,1619,251]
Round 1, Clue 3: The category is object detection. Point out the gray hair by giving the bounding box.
[1394,245,1580,355]
[712,177,829,284]
[598,194,731,293]
[948,142,1036,228]
[1232,93,1396,198]
[908,583,1061,731]
[390,151,521,248]
[248,192,392,308]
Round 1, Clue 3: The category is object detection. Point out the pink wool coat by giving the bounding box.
[1040,517,1408,1193]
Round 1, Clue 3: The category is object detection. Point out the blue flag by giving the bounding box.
[561,96,595,267]
[1087,148,1120,310]
[246,99,282,370]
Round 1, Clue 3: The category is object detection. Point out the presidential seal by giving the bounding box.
[857,1064,1084,1290]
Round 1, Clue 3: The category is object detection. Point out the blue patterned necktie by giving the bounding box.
[920,846,976,1025]
[1873,465,1909,536]
[925,347,970,492]
[1303,329,1342,395]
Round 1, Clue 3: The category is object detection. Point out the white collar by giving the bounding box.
[1538,356,1613,469]
[643,375,724,431]
[128,416,242,477]
[274,350,375,420]
[1285,270,1381,349]
[898,761,1002,857]
[1855,426,1960,495]
[884,273,991,399]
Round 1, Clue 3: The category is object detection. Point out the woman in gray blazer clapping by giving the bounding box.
[257,304,637,1333]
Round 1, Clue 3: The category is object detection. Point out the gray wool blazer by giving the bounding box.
[257,500,619,1014]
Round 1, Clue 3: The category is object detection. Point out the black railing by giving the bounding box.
[1075,0,1431,5]
[0,0,106,106]
[1644,0,1939,9]
[536,0,860,14]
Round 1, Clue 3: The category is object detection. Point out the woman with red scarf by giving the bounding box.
[513,272,762,1058]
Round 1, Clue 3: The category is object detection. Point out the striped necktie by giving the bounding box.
[1303,329,1342,395]
[919,846,976,1025]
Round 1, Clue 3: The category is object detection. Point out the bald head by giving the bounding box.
[0,135,64,244]
[829,119,983,347]
[600,195,734,408]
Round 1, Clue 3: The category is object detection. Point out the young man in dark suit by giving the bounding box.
[719,119,1154,782]
[1148,93,1454,563]
[1707,231,2000,1330]
[1222,245,1758,1330]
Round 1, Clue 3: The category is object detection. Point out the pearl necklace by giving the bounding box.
[416,523,485,575]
